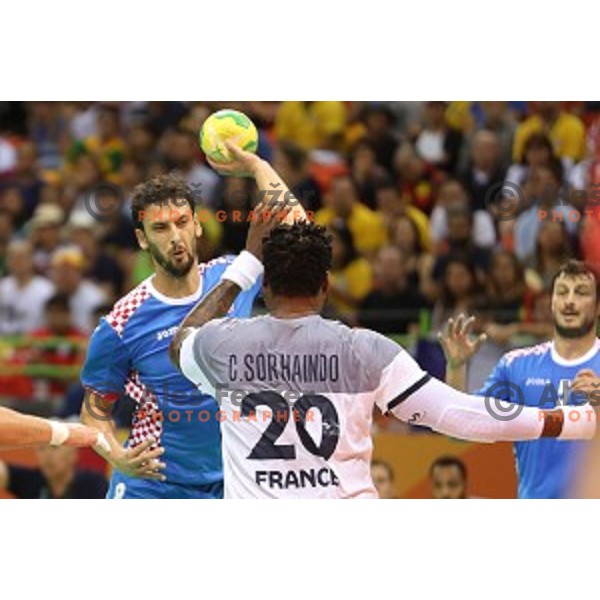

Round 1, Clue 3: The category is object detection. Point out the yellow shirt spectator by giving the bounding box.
[316,202,386,256]
[275,101,346,150]
[513,111,586,162]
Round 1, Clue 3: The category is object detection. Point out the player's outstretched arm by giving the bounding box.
[81,391,166,481]
[0,406,109,451]
[387,375,596,443]
[169,199,292,371]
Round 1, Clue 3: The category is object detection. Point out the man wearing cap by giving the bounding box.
[49,246,106,332]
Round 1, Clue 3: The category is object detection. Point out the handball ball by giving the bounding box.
[200,109,259,163]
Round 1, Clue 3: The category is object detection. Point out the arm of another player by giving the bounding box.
[80,391,166,481]
[369,334,596,443]
[438,313,487,391]
[169,199,292,371]
[0,406,108,450]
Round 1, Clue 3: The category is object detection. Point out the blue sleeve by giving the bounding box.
[473,355,513,402]
[203,255,262,317]
[81,318,130,399]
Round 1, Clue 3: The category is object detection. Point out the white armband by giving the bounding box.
[221,251,264,291]
[49,421,69,446]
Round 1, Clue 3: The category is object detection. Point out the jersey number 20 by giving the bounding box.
[241,391,340,461]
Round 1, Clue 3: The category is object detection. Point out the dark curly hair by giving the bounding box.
[262,221,332,297]
[131,173,195,232]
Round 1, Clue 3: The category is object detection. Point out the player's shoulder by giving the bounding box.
[199,255,235,277]
[502,341,553,368]
[103,280,153,338]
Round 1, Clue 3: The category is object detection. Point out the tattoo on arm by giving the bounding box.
[169,280,241,370]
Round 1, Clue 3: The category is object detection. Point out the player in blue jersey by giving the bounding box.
[80,169,295,499]
[440,259,600,498]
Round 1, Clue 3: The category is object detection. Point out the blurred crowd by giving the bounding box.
[1,100,600,417]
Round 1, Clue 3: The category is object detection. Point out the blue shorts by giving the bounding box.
[107,473,224,499]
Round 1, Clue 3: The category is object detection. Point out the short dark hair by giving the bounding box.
[429,456,467,480]
[371,459,395,482]
[262,221,332,297]
[551,259,599,302]
[131,173,195,232]
[45,293,71,312]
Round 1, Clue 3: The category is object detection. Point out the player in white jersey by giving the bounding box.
[169,145,598,499]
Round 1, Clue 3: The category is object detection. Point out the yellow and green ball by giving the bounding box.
[199,109,259,163]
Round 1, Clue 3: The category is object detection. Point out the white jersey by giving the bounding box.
[180,314,429,499]
[0,275,55,335]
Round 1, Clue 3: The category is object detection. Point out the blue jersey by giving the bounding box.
[81,256,261,496]
[475,340,600,499]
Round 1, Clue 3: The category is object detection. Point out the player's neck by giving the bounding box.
[151,265,200,298]
[269,298,320,319]
[553,332,598,360]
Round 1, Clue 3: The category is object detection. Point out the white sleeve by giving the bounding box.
[385,375,595,443]
[179,327,216,396]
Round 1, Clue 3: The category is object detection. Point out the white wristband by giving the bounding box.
[49,421,69,446]
[558,405,597,440]
[221,251,264,291]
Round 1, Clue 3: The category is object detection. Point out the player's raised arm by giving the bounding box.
[169,198,293,371]
[0,406,109,451]
[438,313,487,392]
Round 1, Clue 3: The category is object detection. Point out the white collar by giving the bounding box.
[550,339,600,367]
[145,273,203,306]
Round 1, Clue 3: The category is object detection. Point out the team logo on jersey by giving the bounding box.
[525,377,551,386]
[156,326,178,341]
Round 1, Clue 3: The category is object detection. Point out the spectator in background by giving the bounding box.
[393,143,440,214]
[429,179,496,250]
[478,101,517,166]
[29,293,87,398]
[484,249,531,325]
[0,208,15,276]
[430,456,468,499]
[127,122,160,169]
[525,221,574,291]
[0,437,108,499]
[431,256,484,332]
[513,164,577,261]
[0,186,27,230]
[504,132,561,191]
[389,215,434,293]
[272,141,322,213]
[360,104,398,173]
[66,210,124,299]
[327,221,373,323]
[375,178,431,251]
[460,129,506,211]
[275,101,346,152]
[350,140,389,210]
[2,140,44,223]
[371,459,397,499]
[28,203,64,273]
[513,101,586,164]
[49,246,106,332]
[358,246,427,335]
[165,127,220,209]
[414,101,463,174]
[316,174,386,257]
[430,203,492,287]
[0,239,54,335]
[68,104,126,181]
